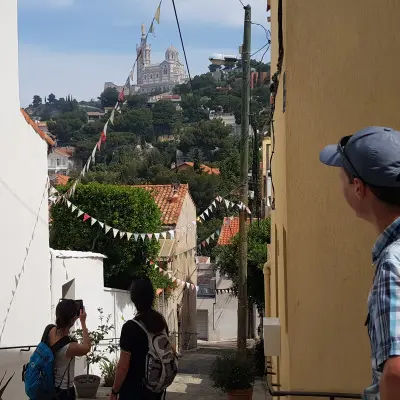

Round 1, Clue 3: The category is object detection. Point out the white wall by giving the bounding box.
[0,1,51,398]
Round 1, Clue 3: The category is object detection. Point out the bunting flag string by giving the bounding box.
[197,228,220,250]
[54,0,164,203]
[215,288,236,295]
[0,179,49,344]
[149,261,198,292]
[50,187,196,242]
[197,195,251,223]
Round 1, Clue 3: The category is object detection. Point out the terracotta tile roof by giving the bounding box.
[20,108,55,146]
[217,217,240,245]
[133,184,189,225]
[54,147,75,157]
[54,174,70,186]
[173,162,220,175]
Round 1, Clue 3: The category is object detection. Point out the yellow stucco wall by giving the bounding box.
[268,0,400,395]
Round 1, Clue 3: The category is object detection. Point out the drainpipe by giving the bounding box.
[50,249,56,322]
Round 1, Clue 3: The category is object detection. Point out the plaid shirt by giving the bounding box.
[364,217,400,400]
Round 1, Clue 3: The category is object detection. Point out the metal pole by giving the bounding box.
[237,4,251,353]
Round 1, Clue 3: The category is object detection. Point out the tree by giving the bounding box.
[113,108,153,135]
[98,87,119,108]
[48,93,57,104]
[213,219,271,311]
[32,95,42,108]
[152,100,180,136]
[208,64,221,73]
[50,183,173,291]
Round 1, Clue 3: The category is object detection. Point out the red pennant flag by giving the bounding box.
[118,89,125,103]
[149,260,154,265]
[100,131,107,143]
[201,241,206,247]
[83,213,90,222]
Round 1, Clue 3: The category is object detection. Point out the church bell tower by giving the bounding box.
[136,24,151,85]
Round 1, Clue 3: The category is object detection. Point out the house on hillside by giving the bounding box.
[134,184,197,351]
[171,162,220,175]
[47,146,82,183]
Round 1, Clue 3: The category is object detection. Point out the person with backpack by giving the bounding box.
[110,277,178,400]
[24,299,91,400]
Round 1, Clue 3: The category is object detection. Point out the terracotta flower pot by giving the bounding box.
[74,374,101,398]
[227,387,253,400]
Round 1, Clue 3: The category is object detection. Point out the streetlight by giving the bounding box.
[209,4,252,354]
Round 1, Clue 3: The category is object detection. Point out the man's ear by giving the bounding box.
[353,178,366,199]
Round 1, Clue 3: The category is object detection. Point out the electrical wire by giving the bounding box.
[237,0,245,8]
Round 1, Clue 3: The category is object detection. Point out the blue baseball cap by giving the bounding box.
[319,126,400,187]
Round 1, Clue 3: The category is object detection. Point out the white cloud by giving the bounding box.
[18,44,236,106]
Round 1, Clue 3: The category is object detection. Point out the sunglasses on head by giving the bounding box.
[337,135,361,180]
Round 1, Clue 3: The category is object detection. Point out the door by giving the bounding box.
[196,310,208,340]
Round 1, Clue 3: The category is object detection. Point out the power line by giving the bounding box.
[237,0,245,8]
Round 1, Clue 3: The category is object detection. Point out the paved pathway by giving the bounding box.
[79,340,270,399]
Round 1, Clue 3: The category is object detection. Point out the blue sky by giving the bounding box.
[18,0,270,106]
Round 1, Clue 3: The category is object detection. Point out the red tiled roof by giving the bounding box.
[173,162,220,175]
[133,184,189,225]
[54,174,70,186]
[217,217,240,245]
[54,147,75,157]
[20,109,55,146]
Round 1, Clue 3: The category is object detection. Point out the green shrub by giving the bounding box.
[100,359,117,387]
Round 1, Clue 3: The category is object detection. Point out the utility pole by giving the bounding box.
[237,4,251,353]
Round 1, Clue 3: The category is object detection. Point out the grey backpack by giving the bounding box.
[132,319,178,393]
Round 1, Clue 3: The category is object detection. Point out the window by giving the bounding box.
[150,74,153,79]
[164,68,167,75]
[56,158,61,166]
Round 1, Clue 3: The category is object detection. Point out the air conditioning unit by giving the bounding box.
[263,317,281,356]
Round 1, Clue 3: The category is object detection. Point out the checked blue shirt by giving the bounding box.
[364,217,400,400]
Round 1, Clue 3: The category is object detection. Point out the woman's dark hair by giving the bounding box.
[56,299,77,329]
[130,277,155,313]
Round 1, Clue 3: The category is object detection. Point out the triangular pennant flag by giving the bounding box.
[155,233,160,241]
[149,22,154,33]
[77,210,84,217]
[186,282,190,289]
[134,234,139,241]
[98,221,104,228]
[83,213,90,222]
[91,218,97,226]
[105,225,112,234]
[126,232,133,241]
[169,230,175,239]
[167,272,172,279]
[50,187,58,195]
[147,233,153,240]
[211,233,215,240]
[119,231,126,239]
[225,199,230,208]
[109,109,115,125]
[66,200,72,208]
[91,145,97,159]
[176,279,181,285]
[129,70,134,82]
[113,229,119,238]
[206,238,210,244]
[181,281,186,287]
[196,285,199,291]
[100,131,107,144]
[204,209,209,217]
[161,232,167,239]
[172,277,177,282]
[216,229,220,236]
[140,234,146,241]
[191,284,195,290]
[154,3,161,23]
[103,121,109,136]
[71,205,77,212]
[212,201,216,208]
[202,241,206,247]
[159,267,163,273]
[97,138,102,151]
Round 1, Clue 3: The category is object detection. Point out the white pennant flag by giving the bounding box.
[71,205,77,212]
[204,209,209,217]
[154,233,160,241]
[91,145,97,160]
[186,282,190,289]
[77,210,84,217]
[211,233,215,240]
[167,272,172,279]
[110,109,115,125]
[140,234,146,241]
[50,187,58,195]
[105,225,112,234]
[126,232,133,241]
[172,277,177,282]
[103,121,109,136]
[217,196,222,202]
[225,199,230,209]
[206,238,210,244]
[119,231,126,239]
[134,234,139,241]
[169,230,175,239]
[196,285,199,291]
[212,201,216,208]
[66,200,72,208]
[113,229,119,238]
[91,218,97,226]
[161,232,167,239]
[98,221,104,228]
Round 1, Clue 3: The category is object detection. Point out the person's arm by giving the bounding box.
[66,309,91,358]
[376,261,400,400]
[110,321,135,398]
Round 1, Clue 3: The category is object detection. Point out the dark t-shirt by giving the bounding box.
[119,309,168,399]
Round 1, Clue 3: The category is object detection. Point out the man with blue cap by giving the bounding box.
[320,127,400,400]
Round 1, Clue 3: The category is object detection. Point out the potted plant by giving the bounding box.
[100,359,117,388]
[73,308,117,398]
[210,352,256,399]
